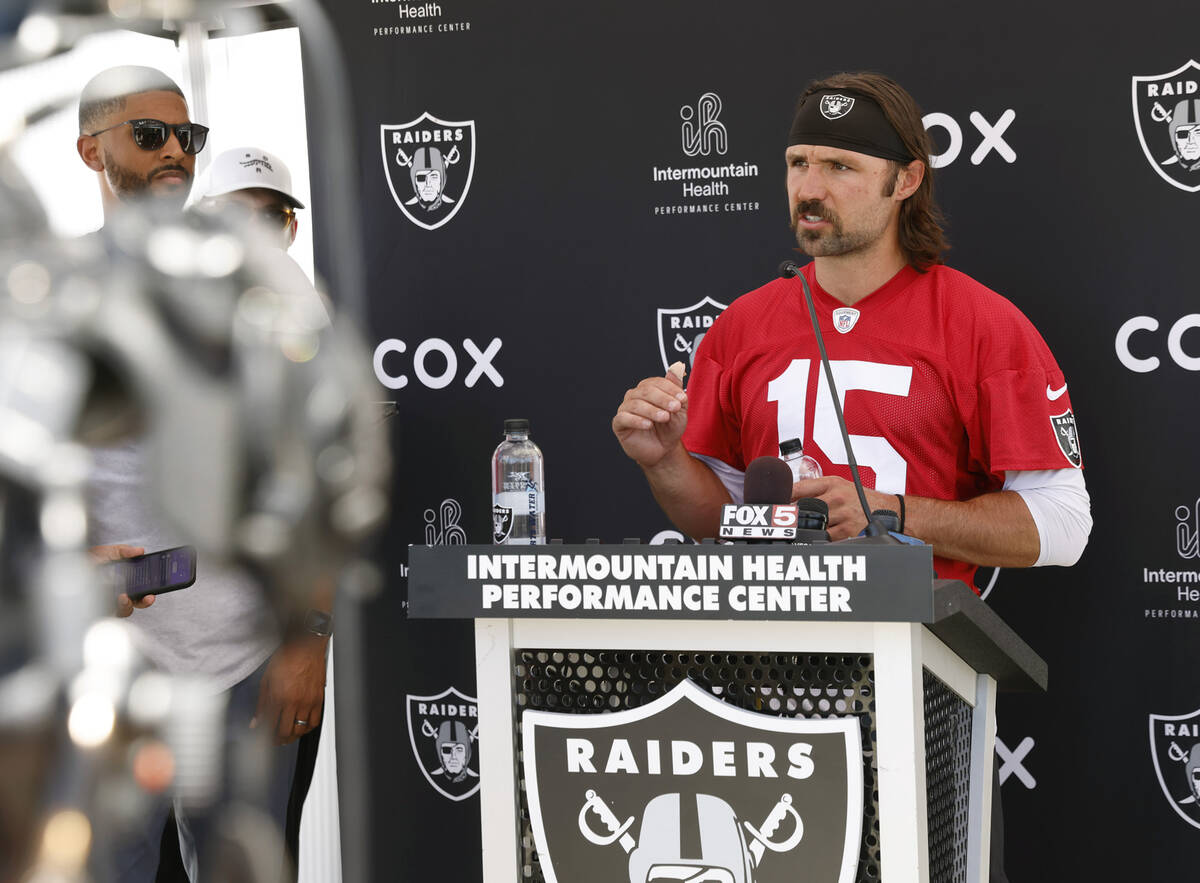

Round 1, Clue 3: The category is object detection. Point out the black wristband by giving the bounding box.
[896,494,906,533]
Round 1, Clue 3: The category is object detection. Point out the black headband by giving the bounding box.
[788,89,914,163]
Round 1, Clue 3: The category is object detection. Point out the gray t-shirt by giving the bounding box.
[88,441,277,691]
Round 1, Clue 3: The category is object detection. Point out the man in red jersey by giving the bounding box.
[614,69,1091,883]
[613,71,1091,587]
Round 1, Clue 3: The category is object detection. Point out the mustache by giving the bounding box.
[793,199,830,222]
[150,164,191,180]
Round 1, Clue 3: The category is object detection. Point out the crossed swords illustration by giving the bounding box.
[421,720,480,778]
[1150,101,1192,166]
[1167,741,1199,804]
[395,145,462,204]
[578,788,803,868]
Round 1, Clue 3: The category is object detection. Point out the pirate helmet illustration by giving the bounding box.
[627,793,754,883]
[435,720,473,782]
[1169,99,1200,169]
[410,146,449,210]
[1185,743,1200,802]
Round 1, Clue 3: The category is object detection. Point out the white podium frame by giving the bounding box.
[474,616,997,883]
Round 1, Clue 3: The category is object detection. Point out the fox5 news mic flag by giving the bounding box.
[719,503,800,540]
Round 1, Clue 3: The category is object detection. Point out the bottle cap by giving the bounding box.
[779,437,804,457]
[504,418,530,433]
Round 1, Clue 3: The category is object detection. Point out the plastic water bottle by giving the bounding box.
[779,437,822,483]
[491,418,546,545]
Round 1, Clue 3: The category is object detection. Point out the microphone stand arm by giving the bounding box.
[782,262,888,537]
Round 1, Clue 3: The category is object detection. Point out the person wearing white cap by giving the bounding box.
[200,146,305,250]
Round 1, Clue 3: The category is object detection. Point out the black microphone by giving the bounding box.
[743,455,792,504]
[796,498,830,531]
[778,260,891,538]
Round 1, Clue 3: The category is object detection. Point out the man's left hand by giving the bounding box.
[251,637,328,745]
[792,476,899,540]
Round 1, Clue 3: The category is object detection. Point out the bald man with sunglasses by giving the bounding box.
[76,67,320,883]
[77,66,208,215]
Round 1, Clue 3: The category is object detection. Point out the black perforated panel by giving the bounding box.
[923,668,973,883]
[512,649,881,881]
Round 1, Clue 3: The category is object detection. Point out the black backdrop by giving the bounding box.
[306,2,1200,877]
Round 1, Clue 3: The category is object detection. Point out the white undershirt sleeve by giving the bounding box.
[1003,468,1092,566]
[691,453,744,504]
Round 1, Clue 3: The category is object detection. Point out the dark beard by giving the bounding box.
[791,199,881,258]
[104,150,190,209]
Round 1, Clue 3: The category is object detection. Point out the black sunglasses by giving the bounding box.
[87,118,209,155]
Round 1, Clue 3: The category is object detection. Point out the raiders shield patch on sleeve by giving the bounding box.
[1050,409,1082,468]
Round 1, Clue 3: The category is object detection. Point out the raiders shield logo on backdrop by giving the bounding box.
[819,94,855,120]
[657,297,728,372]
[380,113,476,229]
[406,686,480,801]
[1131,60,1200,192]
[523,679,862,883]
[1050,409,1082,468]
[1149,706,1200,829]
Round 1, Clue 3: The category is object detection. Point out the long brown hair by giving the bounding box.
[798,72,949,270]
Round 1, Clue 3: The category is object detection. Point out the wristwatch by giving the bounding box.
[303,609,333,638]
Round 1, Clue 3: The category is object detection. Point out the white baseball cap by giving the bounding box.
[202,146,305,209]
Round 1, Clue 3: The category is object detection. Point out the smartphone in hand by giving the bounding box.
[107,545,197,601]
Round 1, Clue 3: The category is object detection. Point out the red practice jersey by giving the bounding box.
[682,262,1082,584]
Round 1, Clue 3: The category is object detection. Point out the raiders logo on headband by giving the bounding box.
[819,94,856,121]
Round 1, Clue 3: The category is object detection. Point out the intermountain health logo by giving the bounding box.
[407,686,480,801]
[523,679,862,883]
[381,113,476,229]
[681,92,728,157]
[424,497,466,545]
[368,0,473,38]
[1150,706,1200,828]
[1132,60,1200,192]
[657,296,728,372]
[1140,499,1200,619]
[653,92,761,217]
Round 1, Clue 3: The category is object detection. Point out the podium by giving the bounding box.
[408,542,1046,883]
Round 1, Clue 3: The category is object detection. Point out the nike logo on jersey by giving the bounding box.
[1046,383,1068,401]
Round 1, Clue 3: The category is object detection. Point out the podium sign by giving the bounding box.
[408,543,935,622]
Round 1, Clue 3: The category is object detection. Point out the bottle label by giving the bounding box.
[499,470,536,493]
[494,480,545,544]
[492,504,514,544]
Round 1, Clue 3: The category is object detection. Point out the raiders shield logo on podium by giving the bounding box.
[523,679,862,883]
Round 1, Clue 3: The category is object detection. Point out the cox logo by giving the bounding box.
[1115,315,1200,372]
[922,109,1016,168]
[373,337,504,389]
